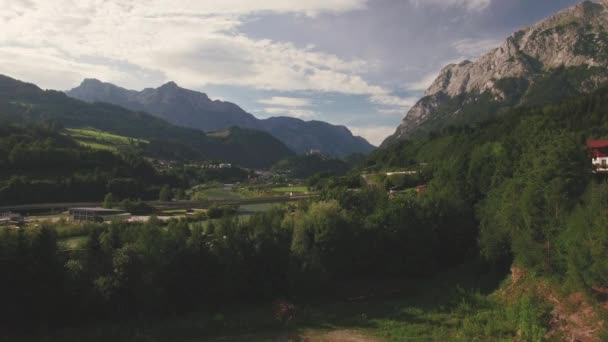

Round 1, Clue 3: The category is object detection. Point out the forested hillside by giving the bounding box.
[0,124,180,205]
[368,83,608,291]
[0,75,293,168]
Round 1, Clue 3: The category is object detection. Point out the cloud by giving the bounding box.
[263,107,317,119]
[0,0,412,113]
[258,96,317,120]
[258,96,312,107]
[143,0,368,17]
[377,107,406,116]
[349,125,396,146]
[409,0,492,11]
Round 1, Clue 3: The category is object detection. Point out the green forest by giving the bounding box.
[3,84,608,340]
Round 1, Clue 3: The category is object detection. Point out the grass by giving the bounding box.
[193,187,244,201]
[272,186,309,194]
[65,128,147,152]
[206,130,231,138]
[59,236,88,250]
[10,263,545,342]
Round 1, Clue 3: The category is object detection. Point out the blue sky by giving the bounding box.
[0,0,582,144]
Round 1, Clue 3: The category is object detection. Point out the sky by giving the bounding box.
[0,0,582,145]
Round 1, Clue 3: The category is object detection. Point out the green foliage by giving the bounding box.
[369,82,608,289]
[0,124,165,205]
[273,154,350,179]
[561,181,608,289]
[456,294,551,342]
[290,201,353,276]
[118,199,155,215]
[206,205,238,219]
[158,185,172,202]
[103,193,115,209]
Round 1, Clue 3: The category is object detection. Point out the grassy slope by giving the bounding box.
[11,264,532,342]
[65,128,148,152]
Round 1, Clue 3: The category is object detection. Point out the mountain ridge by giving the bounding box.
[383,0,608,145]
[0,74,294,168]
[67,79,375,157]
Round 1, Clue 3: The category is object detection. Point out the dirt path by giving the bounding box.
[546,292,605,342]
[205,329,383,342]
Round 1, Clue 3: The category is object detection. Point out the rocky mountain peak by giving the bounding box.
[383,0,608,145]
[159,81,179,90]
[80,78,103,86]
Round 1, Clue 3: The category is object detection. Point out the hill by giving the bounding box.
[0,124,167,205]
[0,75,293,168]
[67,79,375,157]
[384,0,608,145]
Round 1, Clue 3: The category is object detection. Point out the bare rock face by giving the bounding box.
[384,1,608,145]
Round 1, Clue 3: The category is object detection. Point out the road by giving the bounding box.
[0,195,314,214]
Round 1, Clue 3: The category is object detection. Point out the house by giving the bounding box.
[587,140,608,173]
[68,208,130,223]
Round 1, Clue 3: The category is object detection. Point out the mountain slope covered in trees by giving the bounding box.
[67,79,375,157]
[367,81,608,303]
[0,75,293,168]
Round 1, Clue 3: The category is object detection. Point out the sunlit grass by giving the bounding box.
[65,128,148,152]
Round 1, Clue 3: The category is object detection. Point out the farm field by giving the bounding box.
[193,187,244,201]
[65,128,147,152]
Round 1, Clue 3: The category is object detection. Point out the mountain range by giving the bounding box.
[384,0,608,145]
[67,80,374,157]
[0,74,294,168]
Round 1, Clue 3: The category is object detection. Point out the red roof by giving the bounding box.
[587,140,608,148]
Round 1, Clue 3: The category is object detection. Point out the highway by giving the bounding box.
[0,195,315,214]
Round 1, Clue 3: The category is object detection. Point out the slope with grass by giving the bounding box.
[65,128,148,152]
[9,264,561,342]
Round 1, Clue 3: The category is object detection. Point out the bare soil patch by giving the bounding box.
[204,329,383,342]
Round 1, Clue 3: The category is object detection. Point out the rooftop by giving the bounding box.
[587,140,608,148]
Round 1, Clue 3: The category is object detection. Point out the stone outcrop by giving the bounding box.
[385,1,608,145]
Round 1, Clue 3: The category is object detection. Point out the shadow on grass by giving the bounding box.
[11,262,506,342]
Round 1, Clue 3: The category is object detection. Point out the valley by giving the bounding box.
[3,1,608,341]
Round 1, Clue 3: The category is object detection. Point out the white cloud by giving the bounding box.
[409,0,491,11]
[370,93,417,108]
[0,0,412,112]
[350,125,396,146]
[258,96,312,107]
[264,107,317,119]
[377,108,406,116]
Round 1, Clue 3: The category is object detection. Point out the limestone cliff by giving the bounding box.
[385,1,608,145]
